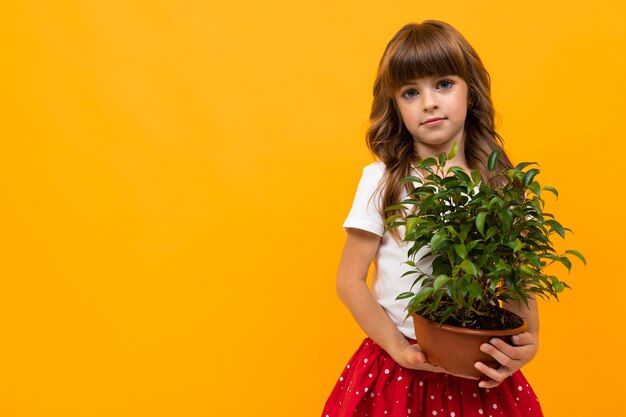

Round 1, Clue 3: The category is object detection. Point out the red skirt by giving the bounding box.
[322,338,543,417]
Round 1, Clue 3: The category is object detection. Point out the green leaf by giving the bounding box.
[412,287,434,304]
[560,256,572,272]
[433,274,451,291]
[519,264,536,275]
[410,274,428,290]
[545,219,565,238]
[384,204,406,212]
[540,253,560,261]
[441,176,461,187]
[432,260,452,277]
[542,186,559,199]
[471,169,482,185]
[400,176,424,183]
[554,281,565,293]
[437,152,447,167]
[396,292,415,300]
[485,226,498,240]
[466,240,480,252]
[383,214,401,226]
[488,195,505,209]
[385,222,405,231]
[506,169,522,181]
[449,167,471,185]
[430,232,448,252]
[522,168,540,188]
[528,181,541,196]
[526,252,541,268]
[448,141,459,160]
[421,194,436,211]
[460,260,480,276]
[468,280,482,299]
[501,208,513,231]
[476,212,487,235]
[440,305,457,324]
[507,238,523,253]
[565,249,587,266]
[415,157,437,169]
[515,161,538,171]
[487,150,501,172]
[454,244,468,260]
[430,288,444,308]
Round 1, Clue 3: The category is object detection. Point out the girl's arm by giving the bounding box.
[474,297,540,388]
[336,228,446,373]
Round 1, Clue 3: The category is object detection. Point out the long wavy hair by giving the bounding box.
[367,21,515,242]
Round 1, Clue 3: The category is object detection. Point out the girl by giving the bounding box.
[322,21,543,417]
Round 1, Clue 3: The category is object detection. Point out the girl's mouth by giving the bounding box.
[421,117,446,126]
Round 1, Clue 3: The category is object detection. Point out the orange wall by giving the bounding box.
[1,1,624,416]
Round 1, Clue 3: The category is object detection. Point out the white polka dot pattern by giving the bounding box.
[321,337,544,417]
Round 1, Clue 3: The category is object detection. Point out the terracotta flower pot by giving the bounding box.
[412,314,528,379]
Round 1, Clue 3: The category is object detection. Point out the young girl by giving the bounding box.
[322,21,543,417]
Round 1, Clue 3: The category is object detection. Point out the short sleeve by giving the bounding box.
[342,162,386,237]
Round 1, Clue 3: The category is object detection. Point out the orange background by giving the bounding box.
[1,1,625,416]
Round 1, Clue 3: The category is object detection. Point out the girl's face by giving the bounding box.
[394,75,469,158]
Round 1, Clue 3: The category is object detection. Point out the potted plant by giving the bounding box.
[384,143,585,378]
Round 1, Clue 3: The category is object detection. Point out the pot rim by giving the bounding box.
[412,313,528,337]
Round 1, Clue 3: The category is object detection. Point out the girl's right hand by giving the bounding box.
[391,343,481,379]
[390,343,447,373]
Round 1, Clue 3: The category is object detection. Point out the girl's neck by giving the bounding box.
[443,155,471,172]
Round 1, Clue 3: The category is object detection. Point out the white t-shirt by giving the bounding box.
[342,162,432,340]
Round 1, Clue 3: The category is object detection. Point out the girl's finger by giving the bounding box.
[478,378,503,389]
[405,345,426,364]
[414,350,426,363]
[426,364,446,373]
[512,332,534,346]
[474,361,509,385]
[479,342,516,367]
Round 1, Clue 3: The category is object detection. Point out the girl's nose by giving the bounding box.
[422,90,439,111]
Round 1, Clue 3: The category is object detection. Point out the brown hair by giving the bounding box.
[366,21,514,241]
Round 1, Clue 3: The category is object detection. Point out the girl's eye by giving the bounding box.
[402,89,418,98]
[438,80,454,89]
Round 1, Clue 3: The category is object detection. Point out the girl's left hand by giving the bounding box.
[473,331,539,389]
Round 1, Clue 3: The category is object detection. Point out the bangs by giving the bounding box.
[382,25,469,93]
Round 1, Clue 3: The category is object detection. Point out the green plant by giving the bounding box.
[384,143,585,329]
